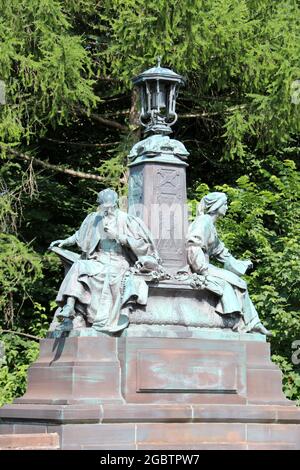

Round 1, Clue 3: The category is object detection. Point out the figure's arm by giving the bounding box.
[124,215,160,260]
[49,234,77,249]
[48,214,90,250]
[213,238,252,276]
[49,211,98,251]
[187,244,208,274]
[105,224,157,269]
[103,224,128,246]
[213,239,231,263]
[186,220,209,274]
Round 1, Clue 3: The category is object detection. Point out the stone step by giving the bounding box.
[0,432,59,450]
[135,441,297,450]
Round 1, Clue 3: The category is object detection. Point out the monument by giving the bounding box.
[0,62,300,450]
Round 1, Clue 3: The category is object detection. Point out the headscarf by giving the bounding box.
[197,192,227,216]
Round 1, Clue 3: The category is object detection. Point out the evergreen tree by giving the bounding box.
[0,0,299,404]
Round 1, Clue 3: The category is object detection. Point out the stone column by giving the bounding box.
[128,134,189,273]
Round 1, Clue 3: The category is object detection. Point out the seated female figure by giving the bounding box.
[187,192,271,335]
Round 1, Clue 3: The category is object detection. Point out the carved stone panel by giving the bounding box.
[128,166,144,219]
[153,166,187,269]
[136,349,241,394]
[128,161,188,272]
[122,336,247,404]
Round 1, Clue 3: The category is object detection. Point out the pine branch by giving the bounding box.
[179,105,247,119]
[179,112,220,119]
[2,146,104,182]
[75,105,128,131]
[43,137,120,148]
[101,110,129,118]
[0,329,41,341]
[100,94,129,102]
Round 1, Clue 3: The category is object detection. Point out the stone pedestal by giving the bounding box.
[128,135,189,273]
[129,162,188,272]
[130,279,239,329]
[1,136,299,450]
[1,331,300,449]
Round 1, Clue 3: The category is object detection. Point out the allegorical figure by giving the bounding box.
[187,192,271,335]
[49,188,161,333]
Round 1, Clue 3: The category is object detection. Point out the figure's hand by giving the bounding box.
[49,239,68,249]
[135,255,160,273]
[242,259,253,271]
[199,264,209,274]
[104,225,118,240]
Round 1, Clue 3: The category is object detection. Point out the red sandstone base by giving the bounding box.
[1,333,300,449]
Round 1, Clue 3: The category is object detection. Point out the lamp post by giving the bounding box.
[128,61,189,272]
[132,58,185,136]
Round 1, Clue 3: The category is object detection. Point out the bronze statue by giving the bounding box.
[49,188,161,333]
[187,192,271,335]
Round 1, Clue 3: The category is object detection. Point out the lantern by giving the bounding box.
[132,59,185,135]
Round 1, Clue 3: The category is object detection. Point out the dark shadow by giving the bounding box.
[50,335,67,364]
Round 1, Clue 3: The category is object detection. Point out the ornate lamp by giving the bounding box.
[132,59,185,135]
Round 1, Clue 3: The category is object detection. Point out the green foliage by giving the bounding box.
[0,233,42,323]
[0,334,39,406]
[272,355,300,404]
[0,0,97,146]
[192,156,300,400]
[101,0,300,154]
[0,0,299,405]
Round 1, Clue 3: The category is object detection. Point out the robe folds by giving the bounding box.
[187,214,260,331]
[56,209,159,332]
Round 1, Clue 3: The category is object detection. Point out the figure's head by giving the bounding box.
[197,192,228,217]
[97,188,118,215]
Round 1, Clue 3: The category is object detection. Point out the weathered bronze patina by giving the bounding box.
[1,62,299,450]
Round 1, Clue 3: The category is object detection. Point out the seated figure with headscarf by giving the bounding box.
[187,192,271,335]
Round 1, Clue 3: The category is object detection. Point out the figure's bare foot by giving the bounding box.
[57,304,75,321]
